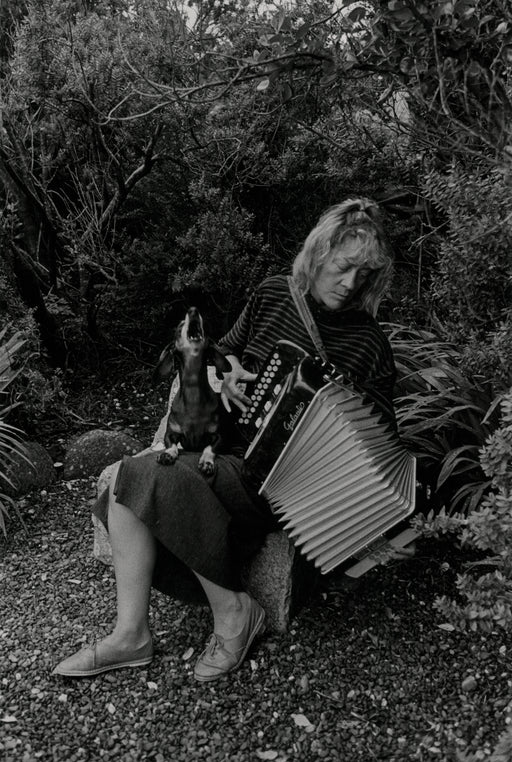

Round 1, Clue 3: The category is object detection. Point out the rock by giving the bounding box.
[0,441,56,497]
[92,513,113,566]
[63,429,144,479]
[243,531,319,633]
[461,675,478,693]
[92,456,319,632]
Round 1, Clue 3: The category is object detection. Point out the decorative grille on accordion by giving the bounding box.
[238,341,416,575]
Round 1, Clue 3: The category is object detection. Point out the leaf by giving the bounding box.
[279,82,293,101]
[256,78,270,91]
[1,716,18,723]
[295,22,310,39]
[437,623,455,631]
[147,681,158,690]
[106,703,115,714]
[256,752,279,761]
[482,394,503,424]
[272,8,287,32]
[348,5,367,22]
[182,646,194,661]
[436,445,480,488]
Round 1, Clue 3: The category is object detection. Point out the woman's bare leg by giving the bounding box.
[52,463,155,675]
[192,572,265,681]
[99,462,156,651]
[193,572,252,639]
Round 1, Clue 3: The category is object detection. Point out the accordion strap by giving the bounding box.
[287,276,329,363]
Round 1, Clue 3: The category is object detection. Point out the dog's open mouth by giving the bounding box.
[185,308,205,345]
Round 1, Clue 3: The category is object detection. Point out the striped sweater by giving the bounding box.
[219,275,397,424]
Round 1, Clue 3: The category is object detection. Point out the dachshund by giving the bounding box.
[152,307,233,474]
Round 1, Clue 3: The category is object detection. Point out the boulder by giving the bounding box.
[92,459,319,633]
[243,532,320,633]
[0,441,56,497]
[64,429,143,479]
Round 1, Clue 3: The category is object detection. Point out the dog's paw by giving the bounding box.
[199,461,215,476]
[198,445,216,475]
[157,451,178,466]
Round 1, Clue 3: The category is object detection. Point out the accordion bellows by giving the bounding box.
[261,383,416,574]
[238,341,416,575]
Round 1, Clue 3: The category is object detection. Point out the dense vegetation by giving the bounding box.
[1,0,511,629]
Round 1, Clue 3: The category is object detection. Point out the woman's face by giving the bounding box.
[310,237,375,311]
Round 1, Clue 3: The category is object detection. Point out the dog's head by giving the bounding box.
[153,307,232,384]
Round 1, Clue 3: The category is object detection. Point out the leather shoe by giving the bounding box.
[194,598,265,682]
[52,638,153,677]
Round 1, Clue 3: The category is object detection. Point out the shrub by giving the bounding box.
[424,164,511,344]
[387,323,499,514]
[413,391,512,632]
[0,326,29,534]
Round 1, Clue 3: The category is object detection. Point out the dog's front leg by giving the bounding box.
[198,445,215,475]
[157,443,180,465]
[198,429,222,475]
[157,425,182,465]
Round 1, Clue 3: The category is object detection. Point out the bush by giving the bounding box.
[0,326,30,535]
[387,323,499,514]
[413,390,512,632]
[424,164,511,343]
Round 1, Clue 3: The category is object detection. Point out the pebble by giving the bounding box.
[462,676,478,693]
[3,484,512,761]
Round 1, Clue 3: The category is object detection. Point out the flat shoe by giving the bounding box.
[52,639,153,678]
[194,598,265,682]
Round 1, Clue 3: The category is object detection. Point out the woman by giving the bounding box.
[53,198,397,682]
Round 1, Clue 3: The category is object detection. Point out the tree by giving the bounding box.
[0,1,177,366]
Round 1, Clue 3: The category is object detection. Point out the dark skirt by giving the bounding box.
[92,451,276,600]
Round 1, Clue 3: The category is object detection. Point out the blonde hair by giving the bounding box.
[292,198,393,316]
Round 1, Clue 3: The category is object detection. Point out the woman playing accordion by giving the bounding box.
[53,198,410,683]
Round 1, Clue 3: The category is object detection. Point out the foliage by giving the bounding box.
[0,1,423,375]
[459,316,512,394]
[0,325,26,404]
[119,1,512,166]
[0,0,507,434]
[0,326,29,535]
[0,1,175,367]
[173,182,272,327]
[347,0,512,164]
[424,163,511,342]
[388,323,500,514]
[413,391,512,632]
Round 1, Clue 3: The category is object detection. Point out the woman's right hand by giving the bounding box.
[221,355,257,413]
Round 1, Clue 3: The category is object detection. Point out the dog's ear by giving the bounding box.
[152,344,177,385]
[207,342,232,379]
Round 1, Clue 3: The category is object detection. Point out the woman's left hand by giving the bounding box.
[221,355,257,413]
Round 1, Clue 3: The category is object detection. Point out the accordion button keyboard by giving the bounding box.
[236,340,310,436]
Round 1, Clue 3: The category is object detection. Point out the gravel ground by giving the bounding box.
[1,478,512,762]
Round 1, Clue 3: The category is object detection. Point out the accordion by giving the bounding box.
[237,341,417,576]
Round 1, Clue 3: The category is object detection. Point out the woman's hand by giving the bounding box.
[221,355,257,413]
